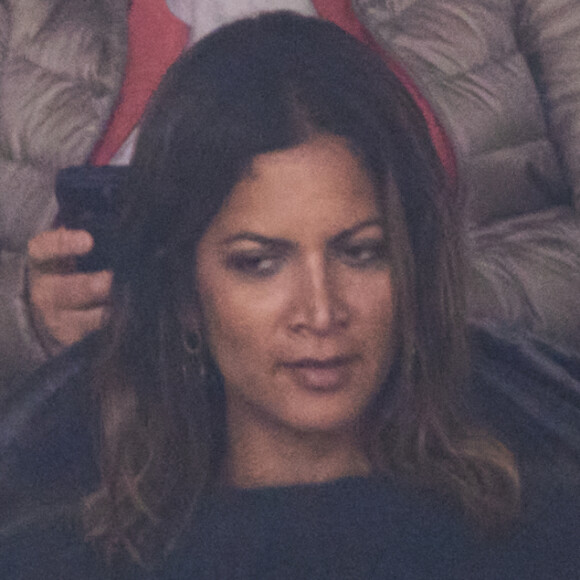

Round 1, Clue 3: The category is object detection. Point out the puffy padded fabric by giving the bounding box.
[352,0,580,224]
[516,0,580,211]
[467,206,580,345]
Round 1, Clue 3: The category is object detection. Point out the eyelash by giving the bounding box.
[226,253,282,277]
[226,240,388,278]
[337,240,388,268]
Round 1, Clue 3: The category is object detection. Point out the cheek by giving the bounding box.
[197,278,278,383]
[348,269,394,322]
[200,291,250,365]
[349,273,396,371]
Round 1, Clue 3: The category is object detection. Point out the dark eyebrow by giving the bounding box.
[221,232,297,251]
[330,219,384,245]
[222,219,383,248]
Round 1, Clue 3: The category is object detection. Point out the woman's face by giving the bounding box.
[195,135,396,438]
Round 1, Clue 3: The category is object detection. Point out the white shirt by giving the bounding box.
[167,0,317,46]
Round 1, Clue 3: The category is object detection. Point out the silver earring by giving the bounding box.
[183,329,201,356]
[182,328,206,380]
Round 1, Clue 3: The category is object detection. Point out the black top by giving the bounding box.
[166,477,580,580]
[2,475,580,580]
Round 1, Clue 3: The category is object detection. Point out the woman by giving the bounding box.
[2,12,577,579]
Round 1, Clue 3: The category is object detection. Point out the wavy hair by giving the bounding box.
[83,11,519,565]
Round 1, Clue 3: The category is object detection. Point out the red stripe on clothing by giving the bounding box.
[90,0,189,165]
[313,0,457,183]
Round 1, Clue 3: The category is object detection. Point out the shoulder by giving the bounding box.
[468,322,580,486]
[0,505,110,580]
[0,334,110,578]
[0,334,100,535]
[466,323,580,576]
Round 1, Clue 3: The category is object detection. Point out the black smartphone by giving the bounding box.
[55,165,129,272]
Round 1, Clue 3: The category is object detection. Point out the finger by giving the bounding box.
[50,306,110,347]
[33,270,113,311]
[28,227,94,264]
[51,270,113,310]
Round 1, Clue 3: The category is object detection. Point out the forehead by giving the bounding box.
[204,135,381,241]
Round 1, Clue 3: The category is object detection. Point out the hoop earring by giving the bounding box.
[182,328,206,380]
[183,329,201,356]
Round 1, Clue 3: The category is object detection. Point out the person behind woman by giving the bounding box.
[3,11,577,579]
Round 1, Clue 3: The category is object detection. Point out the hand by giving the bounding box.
[27,227,112,356]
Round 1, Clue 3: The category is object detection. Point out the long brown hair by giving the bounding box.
[84,12,519,564]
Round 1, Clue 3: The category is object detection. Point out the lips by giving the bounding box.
[280,356,356,392]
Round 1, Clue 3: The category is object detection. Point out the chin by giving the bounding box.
[277,402,367,437]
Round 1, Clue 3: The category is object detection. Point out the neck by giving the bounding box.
[223,412,371,489]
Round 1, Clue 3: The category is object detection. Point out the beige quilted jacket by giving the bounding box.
[354,0,580,349]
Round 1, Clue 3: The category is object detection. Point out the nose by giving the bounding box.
[289,258,349,335]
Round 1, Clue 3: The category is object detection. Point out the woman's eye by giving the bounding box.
[340,241,388,267]
[226,253,282,277]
